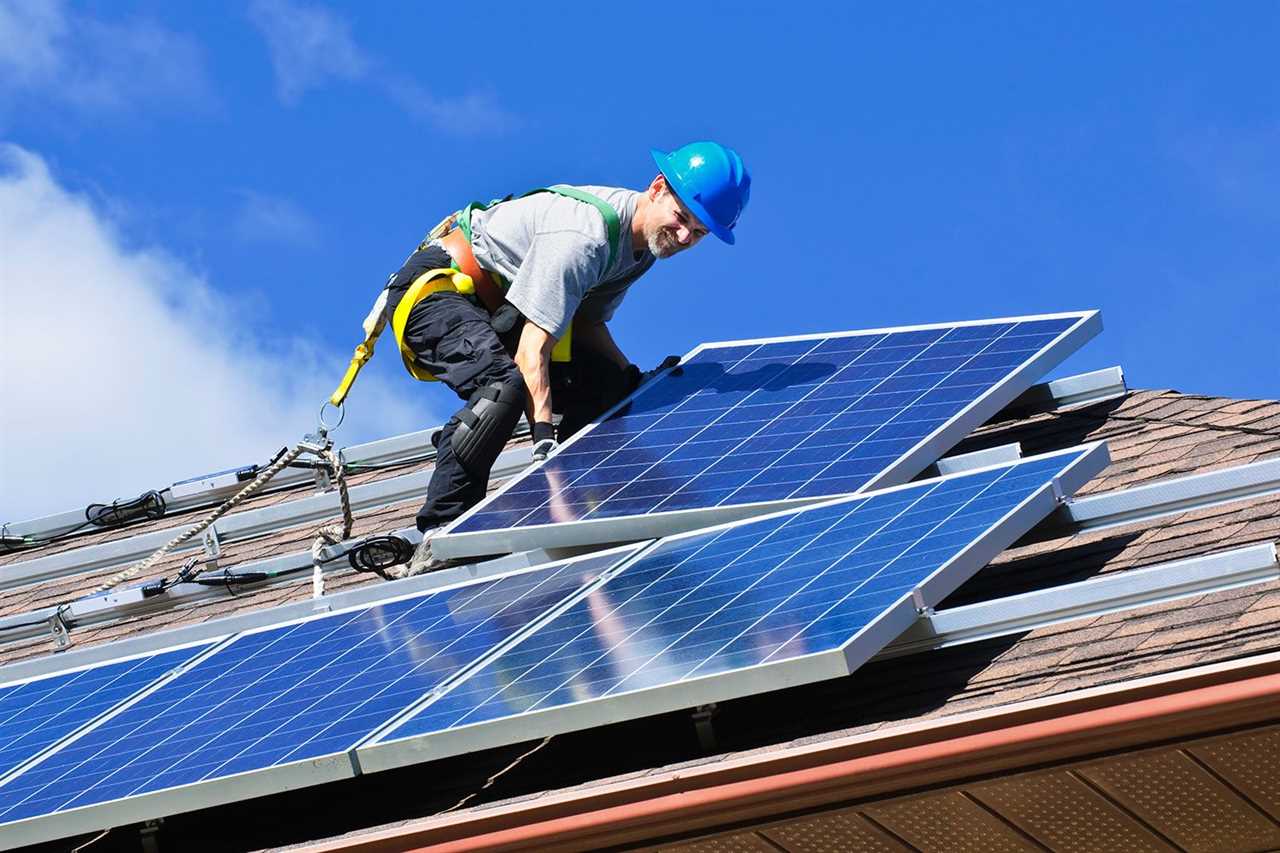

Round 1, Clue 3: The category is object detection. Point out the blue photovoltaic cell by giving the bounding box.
[388,450,1085,740]
[0,644,210,781]
[0,549,628,825]
[451,316,1085,535]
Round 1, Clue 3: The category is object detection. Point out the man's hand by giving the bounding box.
[531,421,558,461]
[640,355,684,385]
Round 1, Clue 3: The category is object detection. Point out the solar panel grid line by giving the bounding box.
[717,461,1032,672]
[472,448,1089,709]
[360,443,1110,777]
[0,564,564,818]
[0,638,226,792]
[432,311,1101,559]
[569,336,834,523]
[0,547,650,848]
[0,637,220,788]
[760,322,1047,500]
[348,542,656,751]
[507,470,946,710]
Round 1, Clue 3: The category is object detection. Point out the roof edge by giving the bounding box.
[299,650,1280,853]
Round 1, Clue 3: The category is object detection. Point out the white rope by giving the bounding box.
[309,447,353,599]
[92,444,310,596]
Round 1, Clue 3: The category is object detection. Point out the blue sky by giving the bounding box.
[2,1,1277,521]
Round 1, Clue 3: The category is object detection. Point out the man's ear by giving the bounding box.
[648,174,667,198]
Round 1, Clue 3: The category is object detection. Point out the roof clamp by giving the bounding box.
[313,464,333,494]
[300,427,336,493]
[201,527,222,574]
[47,608,71,651]
[912,588,931,615]
[692,703,719,753]
[1050,477,1068,505]
[140,818,163,853]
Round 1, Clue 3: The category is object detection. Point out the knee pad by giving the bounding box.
[451,376,526,472]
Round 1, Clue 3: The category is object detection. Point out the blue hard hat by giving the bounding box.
[650,141,751,245]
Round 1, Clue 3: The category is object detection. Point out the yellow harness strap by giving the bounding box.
[328,268,474,405]
[329,261,572,406]
[391,269,475,382]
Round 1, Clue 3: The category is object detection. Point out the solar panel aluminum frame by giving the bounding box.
[0,544,650,850]
[431,311,1102,560]
[356,442,1110,776]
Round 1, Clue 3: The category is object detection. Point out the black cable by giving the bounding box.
[348,535,413,574]
[85,490,167,528]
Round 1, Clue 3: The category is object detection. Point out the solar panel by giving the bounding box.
[360,443,1108,771]
[433,312,1100,559]
[0,546,640,840]
[0,644,212,784]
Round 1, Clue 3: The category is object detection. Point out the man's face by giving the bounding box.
[644,178,709,259]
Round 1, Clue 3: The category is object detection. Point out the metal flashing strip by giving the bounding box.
[879,542,1280,658]
[0,537,573,655]
[1002,365,1126,414]
[0,446,534,593]
[435,312,1103,559]
[357,444,1109,776]
[1062,457,1280,532]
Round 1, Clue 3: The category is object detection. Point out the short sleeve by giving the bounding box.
[503,230,608,340]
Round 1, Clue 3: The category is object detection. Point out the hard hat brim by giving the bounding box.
[651,148,736,245]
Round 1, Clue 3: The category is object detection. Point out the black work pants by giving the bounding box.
[385,245,523,532]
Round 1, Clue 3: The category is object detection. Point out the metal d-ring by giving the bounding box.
[318,400,346,432]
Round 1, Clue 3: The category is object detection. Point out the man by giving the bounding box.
[378,142,750,578]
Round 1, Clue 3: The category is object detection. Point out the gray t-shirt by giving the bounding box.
[468,185,655,340]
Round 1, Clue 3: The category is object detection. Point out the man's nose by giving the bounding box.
[676,225,693,244]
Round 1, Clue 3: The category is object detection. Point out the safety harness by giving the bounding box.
[329,185,622,407]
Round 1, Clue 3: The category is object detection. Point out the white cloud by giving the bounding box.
[0,0,216,114]
[0,145,445,523]
[385,77,521,135]
[233,190,321,247]
[247,0,368,104]
[246,0,517,133]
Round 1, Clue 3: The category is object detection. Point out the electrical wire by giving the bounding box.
[439,736,554,815]
[86,490,167,528]
[347,535,413,574]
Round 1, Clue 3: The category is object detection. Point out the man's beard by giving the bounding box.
[646,225,681,259]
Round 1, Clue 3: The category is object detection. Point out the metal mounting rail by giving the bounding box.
[0,543,569,669]
[0,446,533,592]
[6,453,1279,650]
[878,542,1279,658]
[1061,457,1280,532]
[2,424,532,544]
[1001,366,1127,416]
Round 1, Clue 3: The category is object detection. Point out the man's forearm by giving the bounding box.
[515,321,556,425]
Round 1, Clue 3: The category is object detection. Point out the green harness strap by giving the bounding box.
[458,185,622,272]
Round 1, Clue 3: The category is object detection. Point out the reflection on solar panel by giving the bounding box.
[0,548,635,832]
[362,443,1107,769]
[434,312,1100,558]
[0,644,211,783]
